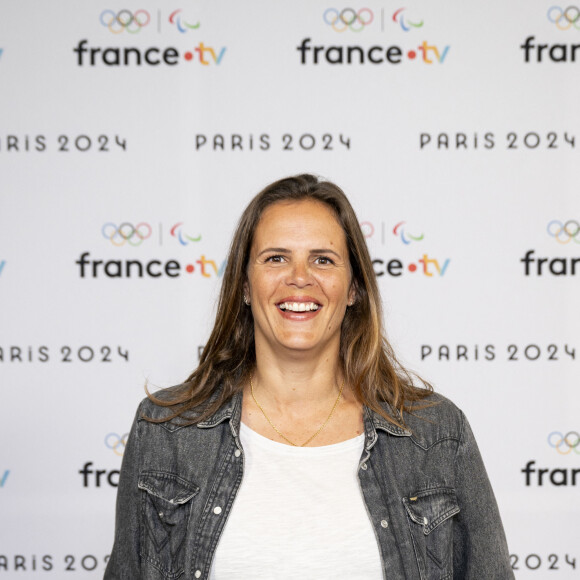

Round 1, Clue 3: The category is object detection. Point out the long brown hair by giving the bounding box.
[147,174,432,426]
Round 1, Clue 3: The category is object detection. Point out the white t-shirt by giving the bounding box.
[209,422,383,579]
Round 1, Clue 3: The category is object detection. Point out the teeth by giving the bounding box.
[279,302,319,312]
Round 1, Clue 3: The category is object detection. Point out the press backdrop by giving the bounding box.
[1,1,579,577]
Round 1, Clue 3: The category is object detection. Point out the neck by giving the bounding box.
[252,349,343,409]
[243,339,363,447]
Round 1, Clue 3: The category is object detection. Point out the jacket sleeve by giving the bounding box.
[104,403,144,579]
[452,410,514,579]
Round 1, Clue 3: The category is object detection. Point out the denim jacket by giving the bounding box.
[105,389,514,580]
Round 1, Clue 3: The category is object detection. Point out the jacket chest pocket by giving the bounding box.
[138,471,199,580]
[403,487,460,580]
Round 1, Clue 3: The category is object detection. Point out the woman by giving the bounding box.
[105,174,513,579]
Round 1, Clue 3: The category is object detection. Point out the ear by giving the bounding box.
[347,282,357,306]
[243,280,251,306]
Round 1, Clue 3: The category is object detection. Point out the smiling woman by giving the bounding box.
[105,174,514,580]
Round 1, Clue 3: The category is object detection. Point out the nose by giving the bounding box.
[286,258,314,288]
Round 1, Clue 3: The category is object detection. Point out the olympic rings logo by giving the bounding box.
[105,432,129,456]
[100,10,151,34]
[323,8,374,32]
[547,220,580,244]
[548,431,580,454]
[547,6,580,30]
[102,222,152,246]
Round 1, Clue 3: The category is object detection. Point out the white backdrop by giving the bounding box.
[1,1,579,577]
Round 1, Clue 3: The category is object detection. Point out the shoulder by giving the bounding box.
[136,383,197,424]
[135,383,235,428]
[400,392,468,450]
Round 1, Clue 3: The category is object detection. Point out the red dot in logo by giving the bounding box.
[407,50,416,59]
[408,263,417,272]
[184,52,193,61]
[186,264,194,273]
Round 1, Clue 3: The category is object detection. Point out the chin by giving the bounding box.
[276,334,332,353]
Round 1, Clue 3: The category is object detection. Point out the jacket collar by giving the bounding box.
[361,404,412,451]
[198,390,411,440]
[197,390,242,430]
[366,404,412,436]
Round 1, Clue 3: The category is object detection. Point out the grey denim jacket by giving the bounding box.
[105,389,514,579]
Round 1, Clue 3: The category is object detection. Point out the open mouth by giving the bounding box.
[277,302,320,312]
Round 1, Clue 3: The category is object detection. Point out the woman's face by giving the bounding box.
[246,199,355,358]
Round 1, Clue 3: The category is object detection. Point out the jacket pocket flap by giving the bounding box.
[138,470,199,506]
[403,487,460,535]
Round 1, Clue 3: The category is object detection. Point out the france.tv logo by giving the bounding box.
[302,7,447,65]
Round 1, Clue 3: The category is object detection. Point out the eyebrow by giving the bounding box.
[257,247,342,258]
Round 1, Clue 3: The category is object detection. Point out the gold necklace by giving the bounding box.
[249,374,345,447]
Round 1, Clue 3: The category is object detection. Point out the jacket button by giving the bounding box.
[423,517,428,525]
[194,571,202,578]
[234,449,241,457]
[213,506,222,515]
[380,519,388,528]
